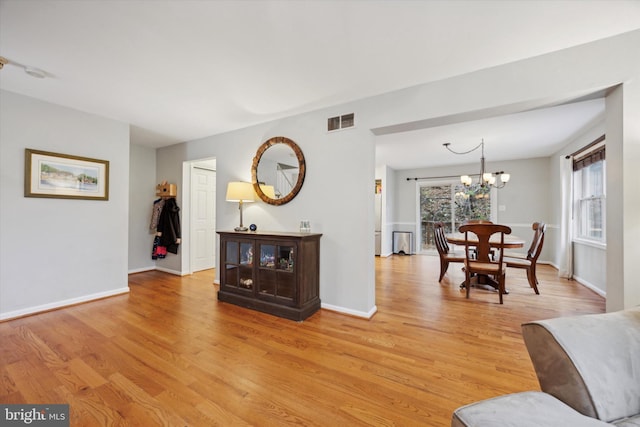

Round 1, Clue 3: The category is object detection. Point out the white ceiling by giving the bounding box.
[1,0,638,170]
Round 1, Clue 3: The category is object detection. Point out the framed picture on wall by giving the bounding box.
[24,148,109,200]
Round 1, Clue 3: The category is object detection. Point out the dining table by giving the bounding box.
[446,232,525,293]
[446,233,525,250]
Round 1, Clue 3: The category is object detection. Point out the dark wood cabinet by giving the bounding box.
[217,231,322,321]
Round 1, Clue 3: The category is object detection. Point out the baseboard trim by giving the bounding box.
[376,252,393,258]
[128,266,187,276]
[572,275,606,297]
[128,266,156,274]
[321,303,378,319]
[0,287,130,321]
[155,266,187,276]
[529,262,605,296]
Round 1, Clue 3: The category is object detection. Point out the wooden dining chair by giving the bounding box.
[462,219,493,224]
[504,222,546,295]
[462,219,494,260]
[434,222,465,282]
[459,223,512,304]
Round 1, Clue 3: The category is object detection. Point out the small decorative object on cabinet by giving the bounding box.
[217,231,322,321]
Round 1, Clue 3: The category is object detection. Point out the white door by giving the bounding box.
[191,166,216,272]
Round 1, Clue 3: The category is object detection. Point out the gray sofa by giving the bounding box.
[452,307,640,426]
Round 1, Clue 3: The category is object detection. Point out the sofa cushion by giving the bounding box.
[451,391,611,427]
[522,307,640,423]
[612,414,640,427]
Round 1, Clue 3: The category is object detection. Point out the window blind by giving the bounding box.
[573,145,605,171]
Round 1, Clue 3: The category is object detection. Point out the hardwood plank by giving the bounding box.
[109,372,188,426]
[0,367,19,398]
[193,399,253,426]
[54,383,129,427]
[0,255,604,425]
[5,358,63,403]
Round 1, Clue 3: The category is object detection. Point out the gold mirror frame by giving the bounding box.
[251,136,306,205]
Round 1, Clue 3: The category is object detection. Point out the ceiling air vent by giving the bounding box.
[328,113,355,132]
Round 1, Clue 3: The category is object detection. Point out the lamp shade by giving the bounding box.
[260,184,276,199]
[226,182,256,202]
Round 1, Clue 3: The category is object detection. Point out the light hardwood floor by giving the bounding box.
[0,255,604,426]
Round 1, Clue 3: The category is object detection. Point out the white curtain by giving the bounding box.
[558,156,573,278]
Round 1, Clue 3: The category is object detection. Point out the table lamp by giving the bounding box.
[226,181,255,231]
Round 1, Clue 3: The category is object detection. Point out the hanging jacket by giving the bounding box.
[150,198,165,233]
[157,197,181,254]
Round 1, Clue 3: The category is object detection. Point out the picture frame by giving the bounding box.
[24,149,109,200]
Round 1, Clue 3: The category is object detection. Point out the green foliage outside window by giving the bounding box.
[453,184,491,223]
[420,183,491,250]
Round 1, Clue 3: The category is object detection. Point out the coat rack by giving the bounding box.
[156,181,177,198]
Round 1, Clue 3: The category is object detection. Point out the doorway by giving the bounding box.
[417,180,495,253]
[189,159,217,273]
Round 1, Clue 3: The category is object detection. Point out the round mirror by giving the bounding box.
[252,136,306,205]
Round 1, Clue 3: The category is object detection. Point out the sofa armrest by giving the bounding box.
[451,391,611,427]
[521,307,640,423]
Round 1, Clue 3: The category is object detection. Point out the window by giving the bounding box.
[573,143,606,242]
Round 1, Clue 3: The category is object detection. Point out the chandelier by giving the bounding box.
[443,139,510,189]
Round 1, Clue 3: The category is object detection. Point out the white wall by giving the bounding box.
[607,82,640,311]
[375,164,395,256]
[128,143,157,273]
[0,90,130,319]
[573,243,606,294]
[384,166,397,256]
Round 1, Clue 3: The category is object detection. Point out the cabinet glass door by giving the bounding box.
[257,243,295,302]
[276,244,295,299]
[223,240,254,290]
[226,241,238,264]
[258,244,276,296]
